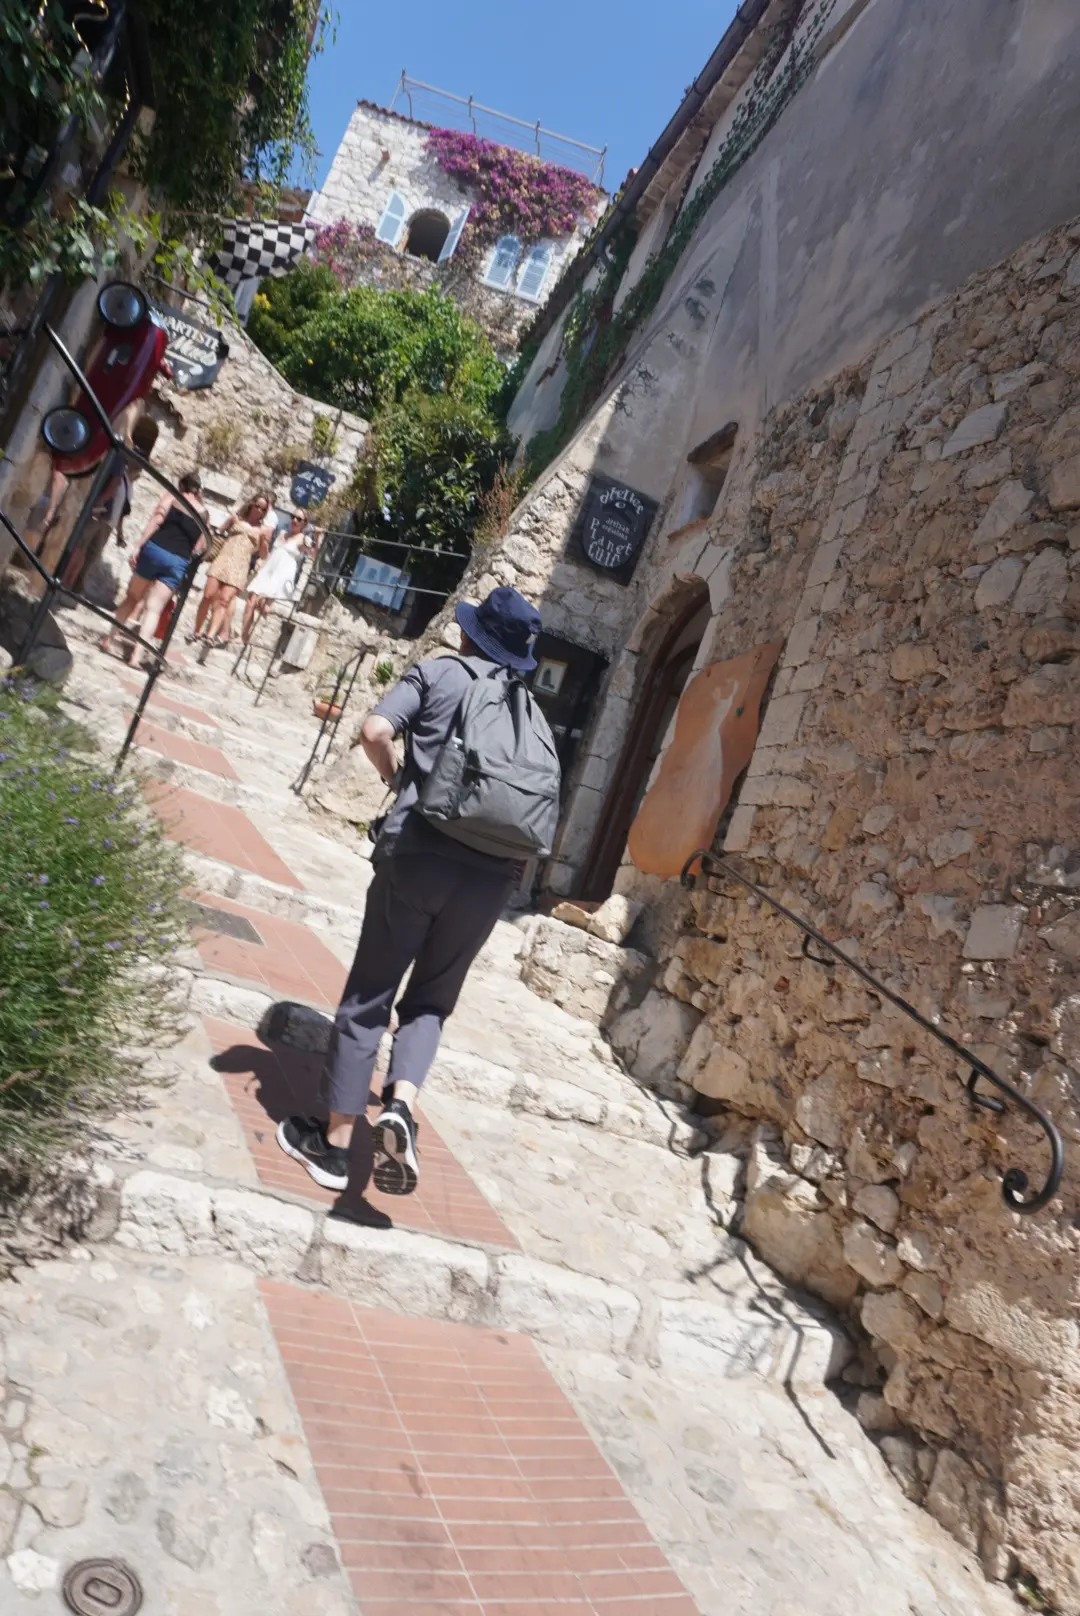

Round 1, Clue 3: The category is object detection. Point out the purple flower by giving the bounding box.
[92,876,105,886]
[38,874,48,885]
[40,900,49,910]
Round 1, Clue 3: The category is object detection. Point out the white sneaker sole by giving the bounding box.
[276,1120,349,1191]
[372,1114,419,1196]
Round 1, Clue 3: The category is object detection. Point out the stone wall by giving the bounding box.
[67,315,367,611]
[307,101,600,356]
[609,220,1080,1610]
[428,206,1080,1608]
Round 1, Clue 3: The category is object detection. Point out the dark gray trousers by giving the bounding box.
[320,851,512,1114]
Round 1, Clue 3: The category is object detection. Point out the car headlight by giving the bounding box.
[97,281,148,330]
[42,406,93,454]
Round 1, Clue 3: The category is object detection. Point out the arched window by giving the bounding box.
[405,209,451,261]
[517,242,554,301]
[484,235,522,291]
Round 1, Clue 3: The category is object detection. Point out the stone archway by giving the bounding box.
[405,210,451,261]
[578,576,711,901]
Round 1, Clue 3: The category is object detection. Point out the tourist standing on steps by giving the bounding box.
[192,491,273,647]
[98,471,208,666]
[277,587,547,1197]
[240,513,318,645]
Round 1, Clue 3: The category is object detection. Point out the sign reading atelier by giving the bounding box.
[150,303,229,391]
[570,475,658,584]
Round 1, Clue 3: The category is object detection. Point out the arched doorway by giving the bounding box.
[405,210,451,261]
[579,580,711,901]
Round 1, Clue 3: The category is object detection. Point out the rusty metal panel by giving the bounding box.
[627,640,783,879]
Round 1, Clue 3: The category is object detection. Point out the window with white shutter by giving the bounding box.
[483,234,522,290]
[517,242,554,301]
[438,205,471,263]
[375,190,407,247]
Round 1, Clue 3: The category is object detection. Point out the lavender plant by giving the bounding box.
[0,679,188,1165]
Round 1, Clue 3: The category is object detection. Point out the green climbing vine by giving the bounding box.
[523,0,836,477]
[1,0,329,297]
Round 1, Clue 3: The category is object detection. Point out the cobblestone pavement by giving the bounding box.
[0,608,1015,1614]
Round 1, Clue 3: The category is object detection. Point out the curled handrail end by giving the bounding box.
[673,848,1065,1214]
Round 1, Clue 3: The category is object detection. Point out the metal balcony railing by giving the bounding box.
[681,849,1065,1215]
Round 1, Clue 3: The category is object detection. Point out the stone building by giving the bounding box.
[305,99,606,355]
[419,0,1080,1605]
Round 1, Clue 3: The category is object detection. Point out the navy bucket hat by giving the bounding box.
[455,587,542,674]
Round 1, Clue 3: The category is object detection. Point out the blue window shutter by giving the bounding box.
[484,235,521,290]
[438,205,471,263]
[517,242,554,301]
[375,191,407,246]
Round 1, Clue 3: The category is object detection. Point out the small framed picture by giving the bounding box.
[534,658,567,697]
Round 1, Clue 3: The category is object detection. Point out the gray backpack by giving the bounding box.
[417,658,562,859]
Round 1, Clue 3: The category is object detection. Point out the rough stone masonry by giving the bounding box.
[609,218,1080,1610]
[430,214,1080,1611]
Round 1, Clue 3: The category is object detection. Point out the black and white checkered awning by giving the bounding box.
[209,219,316,289]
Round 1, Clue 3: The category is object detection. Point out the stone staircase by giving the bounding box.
[18,605,1015,1616]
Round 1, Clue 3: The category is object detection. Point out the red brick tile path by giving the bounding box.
[191,893,345,1006]
[117,672,217,727]
[145,782,301,887]
[262,1283,700,1614]
[130,715,239,779]
[204,1017,516,1248]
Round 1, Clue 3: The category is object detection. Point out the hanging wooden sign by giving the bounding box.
[151,302,229,390]
[569,474,658,585]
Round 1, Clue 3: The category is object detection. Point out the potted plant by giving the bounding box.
[313,666,346,721]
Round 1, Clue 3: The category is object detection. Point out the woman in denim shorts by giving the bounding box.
[99,470,208,666]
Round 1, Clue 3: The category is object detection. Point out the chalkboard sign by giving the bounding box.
[151,302,229,390]
[570,475,658,585]
[290,461,336,508]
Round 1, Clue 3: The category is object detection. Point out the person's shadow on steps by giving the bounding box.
[209,1010,392,1229]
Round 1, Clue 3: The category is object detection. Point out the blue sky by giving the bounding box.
[303,0,738,194]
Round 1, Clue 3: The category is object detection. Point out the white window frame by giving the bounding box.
[375,190,407,247]
[483,234,522,291]
[516,241,554,302]
[438,205,471,263]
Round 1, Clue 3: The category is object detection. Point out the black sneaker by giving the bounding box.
[276,1115,350,1191]
[371,1098,420,1196]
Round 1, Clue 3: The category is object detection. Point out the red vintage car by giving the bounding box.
[42,282,171,476]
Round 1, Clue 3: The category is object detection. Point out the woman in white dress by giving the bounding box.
[241,513,318,645]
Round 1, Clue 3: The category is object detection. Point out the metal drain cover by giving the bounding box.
[187,899,264,945]
[63,1560,143,1615]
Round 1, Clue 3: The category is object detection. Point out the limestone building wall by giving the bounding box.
[431,202,1080,1616]
[306,102,601,355]
[412,0,1080,1600]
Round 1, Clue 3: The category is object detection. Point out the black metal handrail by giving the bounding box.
[292,646,369,795]
[3,321,213,770]
[680,849,1065,1215]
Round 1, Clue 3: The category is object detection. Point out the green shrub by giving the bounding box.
[0,678,188,1166]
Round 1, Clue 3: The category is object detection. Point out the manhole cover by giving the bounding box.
[63,1560,143,1615]
[187,899,264,945]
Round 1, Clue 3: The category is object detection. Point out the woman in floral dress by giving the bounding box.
[192,492,273,647]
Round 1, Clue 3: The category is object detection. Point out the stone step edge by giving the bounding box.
[181,848,370,937]
[88,719,305,815]
[180,968,708,1156]
[63,672,320,758]
[104,1166,850,1392]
